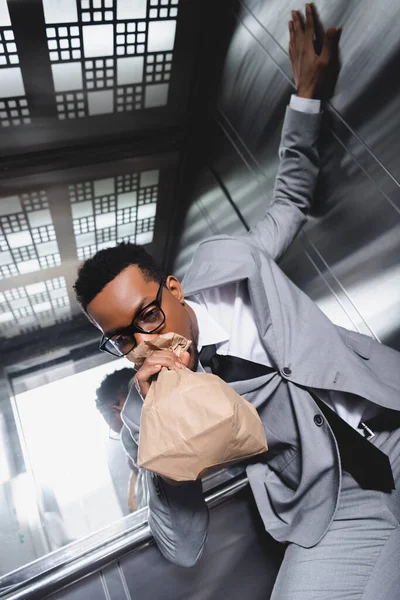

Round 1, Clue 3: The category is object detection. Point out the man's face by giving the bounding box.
[86,265,198,370]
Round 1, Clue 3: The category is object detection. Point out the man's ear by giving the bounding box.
[165,275,185,305]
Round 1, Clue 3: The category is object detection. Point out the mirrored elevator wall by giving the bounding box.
[174,0,400,354]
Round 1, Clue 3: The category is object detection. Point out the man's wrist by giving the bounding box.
[297,88,315,99]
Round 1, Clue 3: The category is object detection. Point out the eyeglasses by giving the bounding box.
[99,279,166,357]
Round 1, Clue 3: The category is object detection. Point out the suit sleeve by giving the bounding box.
[246,104,322,261]
[121,387,209,567]
[147,472,209,567]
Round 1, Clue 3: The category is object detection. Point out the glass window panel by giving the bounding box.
[136,231,153,245]
[144,82,168,107]
[75,232,96,247]
[26,282,47,295]
[0,0,11,26]
[0,195,22,216]
[87,90,114,115]
[117,0,147,20]
[27,209,53,228]
[9,298,30,310]
[137,202,157,220]
[42,0,78,24]
[36,241,59,257]
[0,251,13,266]
[147,20,176,52]
[97,241,113,251]
[49,287,67,300]
[0,68,26,98]
[7,231,33,248]
[82,24,114,58]
[117,223,135,237]
[0,311,13,323]
[94,178,114,197]
[51,62,83,92]
[71,200,93,219]
[32,301,52,313]
[117,56,144,85]
[95,212,116,229]
[117,191,137,209]
[140,169,159,187]
[17,259,40,274]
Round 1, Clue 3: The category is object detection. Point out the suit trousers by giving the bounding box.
[270,425,400,600]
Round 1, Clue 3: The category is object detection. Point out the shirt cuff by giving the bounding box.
[290,94,321,114]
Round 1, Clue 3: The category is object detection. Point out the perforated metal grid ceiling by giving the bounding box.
[0,0,179,129]
[0,156,178,339]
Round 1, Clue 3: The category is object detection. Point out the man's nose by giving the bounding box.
[133,332,160,347]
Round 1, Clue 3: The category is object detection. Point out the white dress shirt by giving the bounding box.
[186,95,380,433]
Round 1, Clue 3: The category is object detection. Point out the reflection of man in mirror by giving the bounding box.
[95,367,133,435]
[73,6,400,598]
[95,368,147,511]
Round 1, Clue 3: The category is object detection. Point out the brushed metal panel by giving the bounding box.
[175,0,400,350]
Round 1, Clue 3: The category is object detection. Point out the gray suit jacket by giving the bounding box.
[121,105,400,567]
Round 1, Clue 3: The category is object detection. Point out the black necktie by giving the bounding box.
[199,343,274,382]
[199,344,395,493]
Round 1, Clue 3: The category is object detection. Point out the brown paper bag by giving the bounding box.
[132,333,268,482]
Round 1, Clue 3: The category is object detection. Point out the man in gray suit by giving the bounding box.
[74,6,400,598]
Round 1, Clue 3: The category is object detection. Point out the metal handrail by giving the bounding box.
[1,476,248,600]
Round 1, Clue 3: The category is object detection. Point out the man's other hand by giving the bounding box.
[289,3,342,100]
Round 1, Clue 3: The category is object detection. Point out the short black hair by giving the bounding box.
[73,242,165,310]
[95,367,134,414]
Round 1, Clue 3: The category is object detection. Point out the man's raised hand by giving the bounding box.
[289,4,341,100]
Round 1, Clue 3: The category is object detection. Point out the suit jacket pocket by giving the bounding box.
[266,445,300,491]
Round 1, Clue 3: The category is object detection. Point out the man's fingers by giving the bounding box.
[136,363,162,385]
[135,351,186,396]
[319,27,337,65]
[289,19,294,44]
[310,3,324,54]
[305,3,314,39]
[179,351,191,368]
[291,10,303,35]
[145,352,184,370]
[297,9,306,31]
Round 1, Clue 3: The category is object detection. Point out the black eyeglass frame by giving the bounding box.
[99,278,166,357]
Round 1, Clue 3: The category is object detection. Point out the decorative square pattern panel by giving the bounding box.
[0,29,19,65]
[0,4,32,128]
[149,0,178,20]
[0,191,61,278]
[20,190,49,212]
[43,0,180,119]
[0,277,71,338]
[116,84,143,111]
[145,52,171,84]
[116,21,146,55]
[46,25,82,62]
[84,58,114,90]
[81,0,114,23]
[0,98,31,127]
[116,172,139,193]
[56,91,86,119]
[70,169,158,259]
[69,181,93,202]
